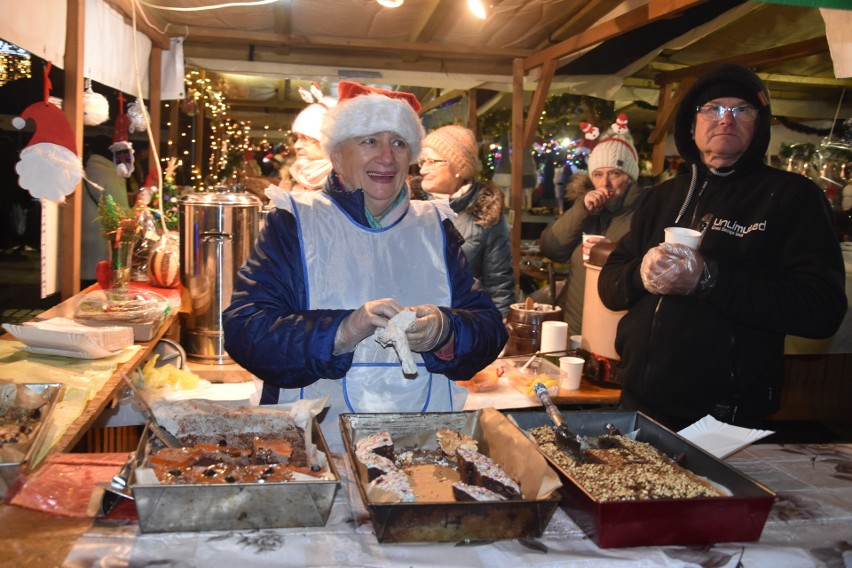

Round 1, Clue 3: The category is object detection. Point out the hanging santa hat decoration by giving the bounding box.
[110,92,135,179]
[12,61,84,202]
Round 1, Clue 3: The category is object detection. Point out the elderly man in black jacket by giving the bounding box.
[598,64,847,431]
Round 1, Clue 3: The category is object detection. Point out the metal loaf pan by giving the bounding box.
[0,383,63,497]
[505,410,776,548]
[129,417,339,533]
[340,410,562,543]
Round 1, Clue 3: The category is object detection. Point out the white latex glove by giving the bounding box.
[640,242,704,296]
[334,298,402,355]
[405,305,450,353]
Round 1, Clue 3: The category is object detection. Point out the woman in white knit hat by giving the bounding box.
[539,116,648,335]
[414,125,516,316]
[278,84,337,191]
[225,81,507,449]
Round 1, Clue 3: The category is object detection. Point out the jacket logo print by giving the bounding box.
[711,218,767,238]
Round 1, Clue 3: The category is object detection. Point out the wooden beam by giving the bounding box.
[657,36,830,84]
[511,59,525,294]
[272,0,292,56]
[179,26,532,60]
[419,89,465,114]
[61,0,85,300]
[536,0,619,49]
[523,59,556,150]
[524,0,708,71]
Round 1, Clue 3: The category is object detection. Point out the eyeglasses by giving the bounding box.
[417,158,449,170]
[696,104,759,122]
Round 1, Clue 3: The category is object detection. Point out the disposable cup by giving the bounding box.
[664,227,702,249]
[559,356,584,390]
[540,320,568,353]
[569,334,582,349]
[582,233,604,261]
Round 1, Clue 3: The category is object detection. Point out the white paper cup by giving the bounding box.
[582,233,604,261]
[664,227,702,249]
[540,320,568,353]
[569,334,582,349]
[559,356,584,390]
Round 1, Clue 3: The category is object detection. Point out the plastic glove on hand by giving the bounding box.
[405,305,450,353]
[334,298,403,355]
[640,242,704,296]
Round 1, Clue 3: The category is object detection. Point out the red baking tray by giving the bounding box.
[506,410,776,548]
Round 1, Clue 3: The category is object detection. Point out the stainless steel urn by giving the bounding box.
[179,188,262,363]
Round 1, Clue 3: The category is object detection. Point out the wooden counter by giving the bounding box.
[1,284,180,459]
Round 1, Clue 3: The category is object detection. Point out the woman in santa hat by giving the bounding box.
[224,81,507,449]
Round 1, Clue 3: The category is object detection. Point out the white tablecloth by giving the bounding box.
[63,443,852,567]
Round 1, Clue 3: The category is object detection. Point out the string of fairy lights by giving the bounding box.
[0,40,31,87]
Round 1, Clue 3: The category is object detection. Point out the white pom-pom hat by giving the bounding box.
[321,81,424,163]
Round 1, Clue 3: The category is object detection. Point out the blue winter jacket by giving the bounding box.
[222,179,508,402]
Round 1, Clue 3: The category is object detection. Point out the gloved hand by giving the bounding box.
[640,242,704,296]
[333,298,402,355]
[405,305,451,353]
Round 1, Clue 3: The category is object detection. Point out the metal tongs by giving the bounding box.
[120,373,180,448]
[533,382,587,460]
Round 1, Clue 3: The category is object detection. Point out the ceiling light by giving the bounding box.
[376,0,404,7]
[468,0,487,19]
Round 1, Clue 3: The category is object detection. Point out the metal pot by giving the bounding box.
[178,188,261,363]
[503,302,563,356]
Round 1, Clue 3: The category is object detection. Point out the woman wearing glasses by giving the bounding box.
[414,125,516,316]
[598,64,846,431]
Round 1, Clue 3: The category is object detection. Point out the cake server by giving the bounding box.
[533,382,585,458]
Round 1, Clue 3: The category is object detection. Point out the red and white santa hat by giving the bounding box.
[321,81,424,163]
[13,99,83,202]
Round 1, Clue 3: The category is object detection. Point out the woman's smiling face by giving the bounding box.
[331,131,412,217]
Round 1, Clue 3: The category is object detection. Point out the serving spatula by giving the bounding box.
[533,382,585,459]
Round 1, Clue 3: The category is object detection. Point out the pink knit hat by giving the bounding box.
[423,125,480,180]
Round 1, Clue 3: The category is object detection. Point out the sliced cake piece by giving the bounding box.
[456,447,522,500]
[368,470,415,502]
[355,431,395,461]
[359,452,397,481]
[436,428,478,459]
[452,481,508,502]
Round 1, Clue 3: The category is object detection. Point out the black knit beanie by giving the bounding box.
[695,80,764,108]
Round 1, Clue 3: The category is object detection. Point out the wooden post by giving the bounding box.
[149,47,162,158]
[511,59,525,293]
[467,88,478,137]
[60,0,85,300]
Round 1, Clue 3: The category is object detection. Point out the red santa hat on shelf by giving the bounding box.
[12,62,83,202]
[321,80,424,162]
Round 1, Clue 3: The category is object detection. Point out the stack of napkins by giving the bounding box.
[2,317,134,359]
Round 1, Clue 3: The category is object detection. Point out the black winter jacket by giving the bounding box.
[598,65,847,430]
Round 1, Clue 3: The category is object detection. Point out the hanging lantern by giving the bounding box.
[83,78,109,126]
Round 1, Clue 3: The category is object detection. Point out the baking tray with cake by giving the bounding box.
[505,409,776,548]
[339,408,563,543]
[126,399,339,533]
[0,382,63,497]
